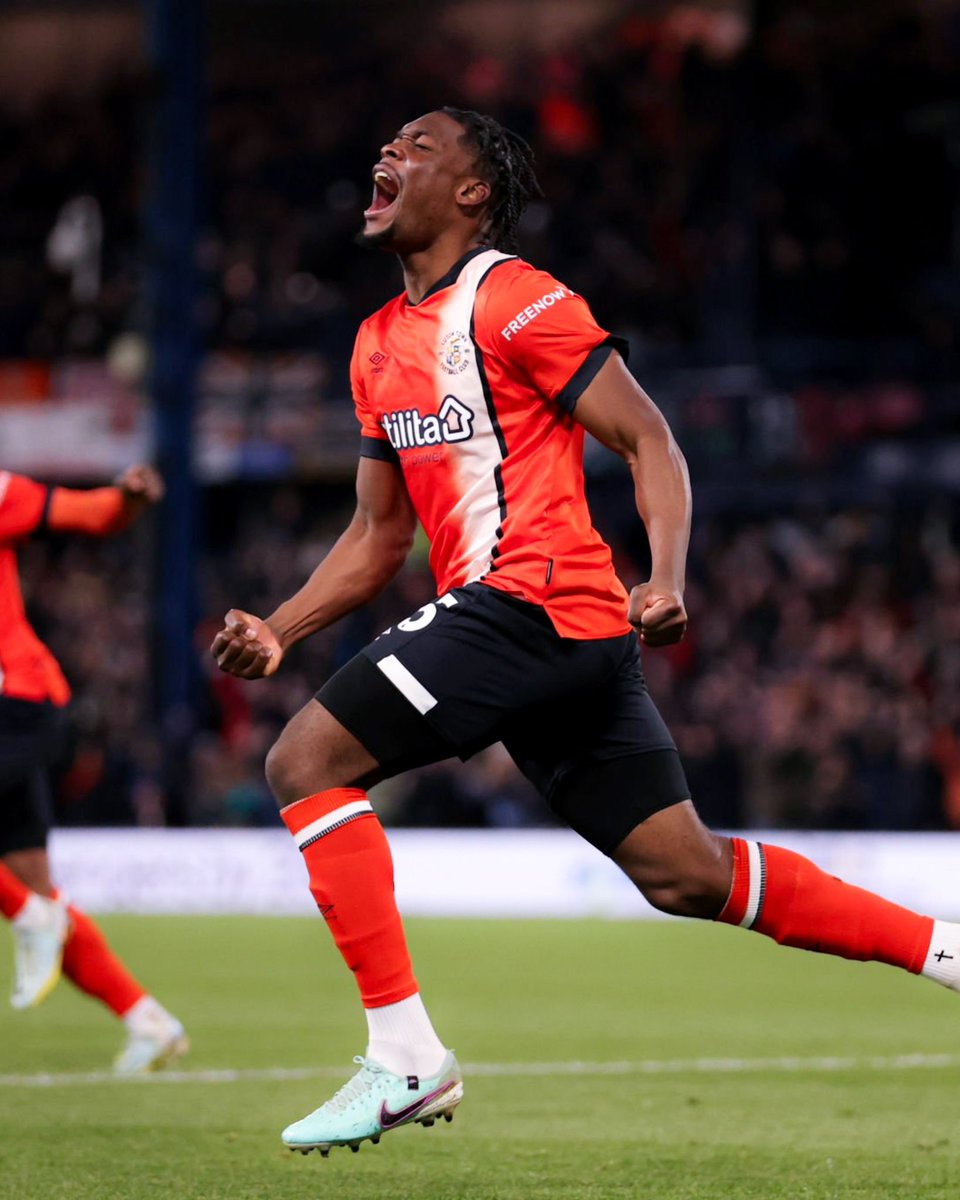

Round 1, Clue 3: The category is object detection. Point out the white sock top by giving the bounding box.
[365,992,448,1078]
[11,892,61,931]
[920,920,960,990]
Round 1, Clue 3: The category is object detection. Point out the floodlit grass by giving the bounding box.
[1,915,958,1198]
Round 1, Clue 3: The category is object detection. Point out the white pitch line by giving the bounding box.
[1,1053,959,1090]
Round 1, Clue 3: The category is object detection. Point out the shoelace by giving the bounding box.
[322,1057,387,1114]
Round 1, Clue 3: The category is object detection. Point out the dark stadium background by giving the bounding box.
[2,0,958,835]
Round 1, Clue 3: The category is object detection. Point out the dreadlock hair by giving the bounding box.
[442,107,543,254]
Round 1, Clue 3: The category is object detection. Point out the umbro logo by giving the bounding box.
[368,351,387,366]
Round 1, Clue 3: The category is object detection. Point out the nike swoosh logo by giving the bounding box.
[378,1080,457,1129]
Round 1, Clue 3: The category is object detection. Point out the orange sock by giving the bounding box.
[0,862,30,919]
[61,905,146,1016]
[718,837,933,972]
[280,787,418,1007]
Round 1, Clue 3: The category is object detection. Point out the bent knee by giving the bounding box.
[619,840,732,918]
[264,709,376,806]
[613,811,732,918]
[264,736,331,808]
[264,738,297,807]
[638,871,727,919]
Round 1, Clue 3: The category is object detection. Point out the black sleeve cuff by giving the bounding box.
[360,435,400,465]
[554,335,630,414]
[38,485,53,533]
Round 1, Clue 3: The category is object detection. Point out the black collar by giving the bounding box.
[408,246,493,307]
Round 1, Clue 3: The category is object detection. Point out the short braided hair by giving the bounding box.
[442,107,543,253]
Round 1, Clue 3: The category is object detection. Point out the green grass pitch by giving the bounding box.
[0,915,957,1199]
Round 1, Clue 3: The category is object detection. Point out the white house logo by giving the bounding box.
[381,395,475,450]
[439,330,472,375]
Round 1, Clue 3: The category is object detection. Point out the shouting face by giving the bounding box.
[361,110,491,254]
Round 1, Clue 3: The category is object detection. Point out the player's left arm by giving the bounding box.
[573,353,691,647]
[46,464,165,536]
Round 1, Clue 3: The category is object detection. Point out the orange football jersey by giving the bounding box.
[0,471,71,705]
[351,248,632,639]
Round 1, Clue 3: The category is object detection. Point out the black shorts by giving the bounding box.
[318,583,690,854]
[0,696,68,855]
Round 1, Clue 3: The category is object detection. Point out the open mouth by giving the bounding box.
[365,166,401,217]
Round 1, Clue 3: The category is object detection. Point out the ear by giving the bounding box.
[456,177,491,208]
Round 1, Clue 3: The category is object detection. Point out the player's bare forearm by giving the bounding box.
[211,457,416,679]
[574,353,691,645]
[266,516,412,648]
[628,427,691,594]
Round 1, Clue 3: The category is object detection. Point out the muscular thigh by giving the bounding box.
[268,696,387,796]
[503,639,691,854]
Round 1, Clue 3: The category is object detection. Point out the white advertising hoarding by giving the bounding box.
[48,828,960,919]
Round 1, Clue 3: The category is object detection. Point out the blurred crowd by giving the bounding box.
[0,2,957,377]
[18,528,164,827]
[20,488,960,834]
[654,503,960,831]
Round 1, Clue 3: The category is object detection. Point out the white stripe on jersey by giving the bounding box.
[435,250,514,585]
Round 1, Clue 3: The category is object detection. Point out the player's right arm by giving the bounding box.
[210,455,416,680]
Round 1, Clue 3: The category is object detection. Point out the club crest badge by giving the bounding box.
[439,330,472,375]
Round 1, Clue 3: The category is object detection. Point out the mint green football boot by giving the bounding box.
[10,894,69,1010]
[282,1052,463,1156]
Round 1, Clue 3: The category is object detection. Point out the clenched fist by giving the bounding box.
[211,609,284,679]
[115,464,165,508]
[628,582,687,647]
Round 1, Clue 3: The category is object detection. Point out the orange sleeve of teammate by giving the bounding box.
[0,471,48,543]
[46,486,130,536]
[480,263,627,411]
